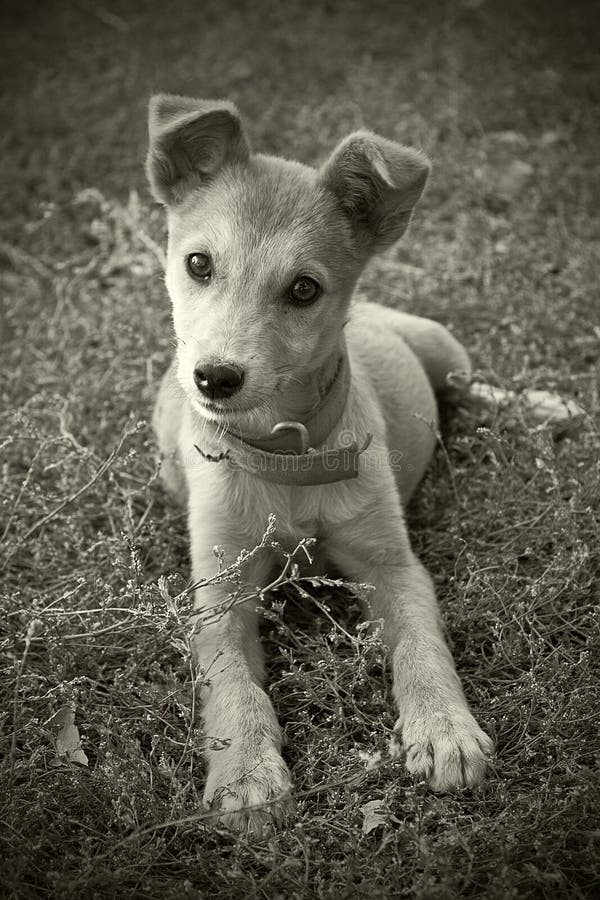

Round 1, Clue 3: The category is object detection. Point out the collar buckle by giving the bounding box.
[270,421,311,454]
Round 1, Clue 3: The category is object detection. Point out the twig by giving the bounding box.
[0,439,50,544]
[0,240,54,280]
[413,411,461,509]
[136,230,166,270]
[81,767,369,864]
[58,400,89,456]
[5,426,136,556]
[77,1,130,31]
[8,620,41,792]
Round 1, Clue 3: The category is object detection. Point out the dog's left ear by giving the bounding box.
[320,131,430,252]
[146,93,250,205]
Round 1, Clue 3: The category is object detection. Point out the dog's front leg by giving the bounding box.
[190,532,293,835]
[326,505,493,791]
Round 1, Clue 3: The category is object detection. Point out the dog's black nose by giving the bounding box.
[193,362,245,400]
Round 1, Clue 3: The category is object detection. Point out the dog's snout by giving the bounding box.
[193,362,245,400]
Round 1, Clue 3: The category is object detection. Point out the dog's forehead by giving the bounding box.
[170,156,351,254]
[228,156,336,231]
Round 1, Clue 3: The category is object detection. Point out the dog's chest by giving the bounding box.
[226,467,364,546]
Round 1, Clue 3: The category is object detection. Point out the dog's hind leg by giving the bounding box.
[389,310,472,398]
[355,303,471,397]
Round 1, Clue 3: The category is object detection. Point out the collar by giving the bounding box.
[196,350,372,486]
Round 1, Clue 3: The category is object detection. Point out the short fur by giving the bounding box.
[147,94,493,836]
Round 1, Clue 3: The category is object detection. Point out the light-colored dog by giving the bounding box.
[146,94,494,835]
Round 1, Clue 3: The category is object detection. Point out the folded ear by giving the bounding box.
[320,131,430,252]
[146,94,250,205]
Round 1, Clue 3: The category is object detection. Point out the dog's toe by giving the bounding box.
[215,793,295,839]
[398,712,493,792]
[204,745,294,837]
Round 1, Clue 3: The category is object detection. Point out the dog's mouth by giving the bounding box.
[193,395,261,422]
[196,397,229,414]
[195,397,236,417]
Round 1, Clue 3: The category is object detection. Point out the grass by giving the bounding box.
[1,0,599,897]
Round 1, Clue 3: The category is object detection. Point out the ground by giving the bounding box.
[1,1,599,898]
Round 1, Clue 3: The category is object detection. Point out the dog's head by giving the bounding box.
[147,94,430,429]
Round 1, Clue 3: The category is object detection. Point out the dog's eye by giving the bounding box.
[288,276,321,305]
[186,252,213,281]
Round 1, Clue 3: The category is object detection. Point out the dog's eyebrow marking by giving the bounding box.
[175,214,233,258]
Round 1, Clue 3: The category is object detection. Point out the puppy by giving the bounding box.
[146,95,493,835]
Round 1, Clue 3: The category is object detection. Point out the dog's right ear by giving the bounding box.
[146,94,250,205]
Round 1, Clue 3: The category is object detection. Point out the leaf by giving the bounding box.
[360,799,400,835]
[49,704,89,767]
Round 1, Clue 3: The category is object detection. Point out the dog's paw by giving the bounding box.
[203,745,294,837]
[393,711,494,792]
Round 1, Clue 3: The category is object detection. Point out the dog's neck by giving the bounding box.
[232,338,349,448]
[273,339,347,431]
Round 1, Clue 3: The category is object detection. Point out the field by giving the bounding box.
[1,1,599,897]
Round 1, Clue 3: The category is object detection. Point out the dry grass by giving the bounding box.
[1,1,599,898]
